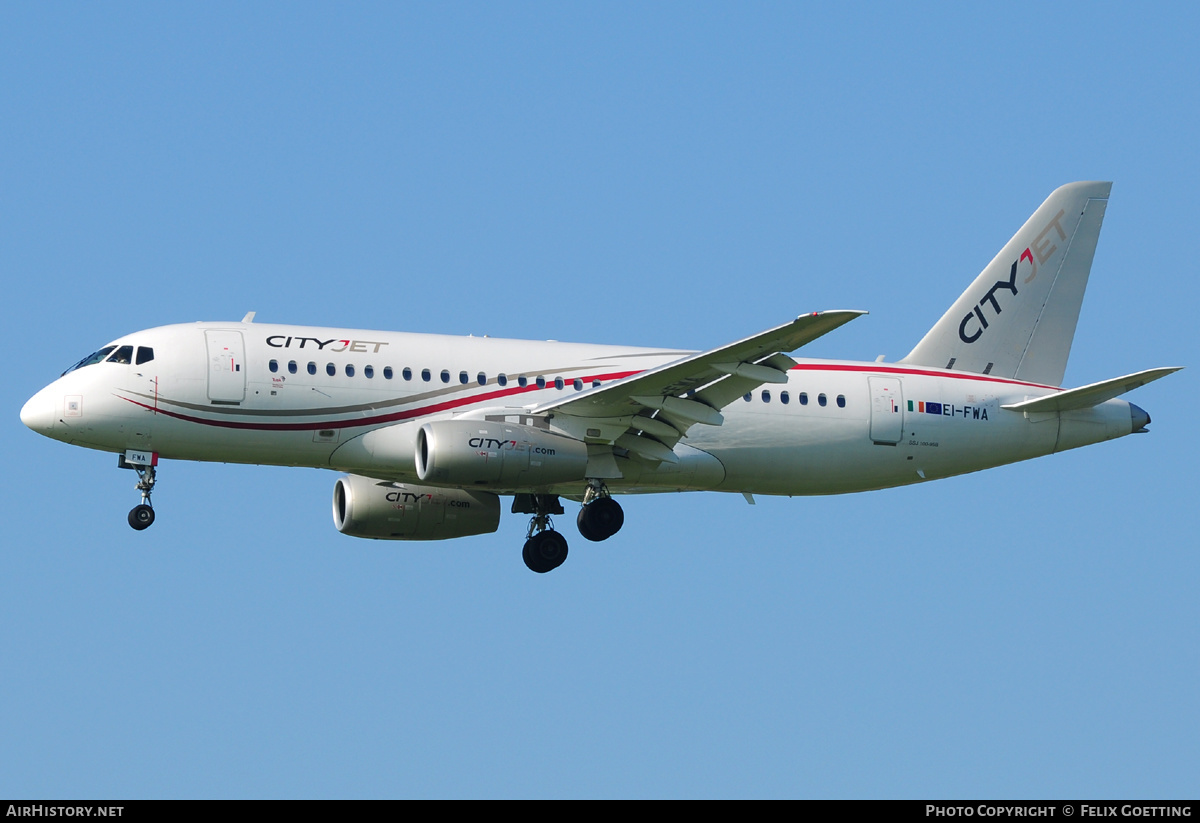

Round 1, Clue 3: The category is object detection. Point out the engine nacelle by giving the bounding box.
[332,474,501,540]
[415,419,588,488]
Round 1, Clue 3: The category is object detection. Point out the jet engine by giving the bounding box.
[332,474,501,540]
[415,419,588,488]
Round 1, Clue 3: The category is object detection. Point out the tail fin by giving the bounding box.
[900,181,1111,387]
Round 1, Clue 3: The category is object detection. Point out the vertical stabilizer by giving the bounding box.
[900,182,1111,387]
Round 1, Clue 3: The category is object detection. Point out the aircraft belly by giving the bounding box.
[601,444,726,493]
[711,436,911,494]
[697,411,887,494]
[151,425,344,465]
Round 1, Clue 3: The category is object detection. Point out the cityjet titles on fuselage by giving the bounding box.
[266,335,389,353]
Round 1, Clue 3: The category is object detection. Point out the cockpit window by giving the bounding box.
[61,346,116,376]
[136,347,154,365]
[106,345,134,365]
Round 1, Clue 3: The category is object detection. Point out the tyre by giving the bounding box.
[579,497,623,541]
[523,531,568,573]
[128,504,155,530]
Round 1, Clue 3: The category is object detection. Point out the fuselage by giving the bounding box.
[21,319,1141,498]
[18,183,1169,574]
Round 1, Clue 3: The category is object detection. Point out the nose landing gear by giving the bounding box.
[119,451,158,531]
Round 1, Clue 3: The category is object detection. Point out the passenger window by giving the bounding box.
[345,364,356,377]
[421,369,431,382]
[497,374,508,387]
[554,377,564,390]
[573,379,583,391]
[136,347,154,365]
[384,366,394,380]
[781,391,790,405]
[308,362,317,375]
[536,376,546,389]
[518,376,528,388]
[106,345,134,364]
[837,395,846,408]
[440,370,450,384]
[743,393,752,402]
[818,393,827,407]
[269,360,279,373]
[364,365,374,379]
[400,367,410,381]
[799,392,808,405]
[288,361,298,374]
[477,372,487,386]
[761,390,771,403]
[326,363,336,377]
[459,371,469,385]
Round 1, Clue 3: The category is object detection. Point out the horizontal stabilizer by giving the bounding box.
[1001,367,1182,413]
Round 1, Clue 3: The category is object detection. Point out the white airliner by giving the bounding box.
[21,182,1180,572]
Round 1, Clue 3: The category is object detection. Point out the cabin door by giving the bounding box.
[868,376,904,444]
[205,330,246,404]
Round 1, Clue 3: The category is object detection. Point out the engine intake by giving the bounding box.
[415,419,588,488]
[333,474,501,540]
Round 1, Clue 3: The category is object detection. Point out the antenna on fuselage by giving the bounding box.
[242,311,256,323]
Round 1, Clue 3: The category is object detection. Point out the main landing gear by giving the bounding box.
[577,481,624,542]
[119,452,158,531]
[516,494,568,574]
[512,482,625,574]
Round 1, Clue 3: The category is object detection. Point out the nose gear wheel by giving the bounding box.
[122,459,158,531]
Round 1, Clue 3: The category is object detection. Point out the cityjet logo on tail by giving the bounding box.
[958,209,1067,344]
[266,335,389,353]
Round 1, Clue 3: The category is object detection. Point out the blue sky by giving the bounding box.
[2,2,1196,798]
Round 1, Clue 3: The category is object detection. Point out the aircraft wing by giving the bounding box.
[531,310,865,462]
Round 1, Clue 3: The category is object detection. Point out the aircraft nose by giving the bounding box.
[20,389,55,435]
[1130,402,1151,432]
